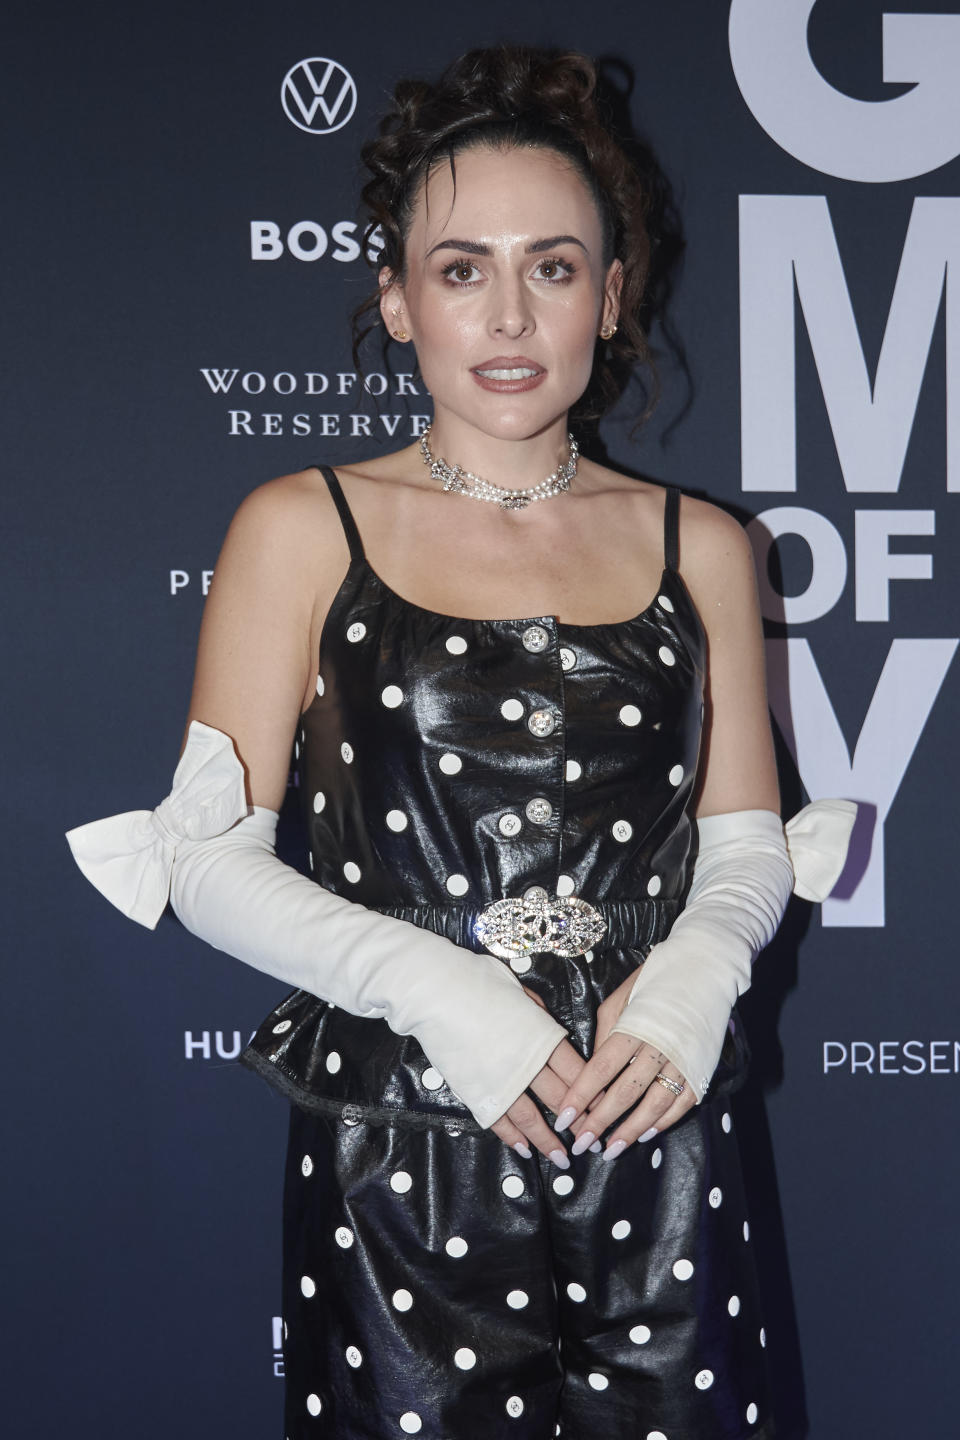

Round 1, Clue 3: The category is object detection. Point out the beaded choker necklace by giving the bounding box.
[418,425,579,511]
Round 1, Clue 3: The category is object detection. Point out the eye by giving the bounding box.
[441,259,483,286]
[532,257,576,284]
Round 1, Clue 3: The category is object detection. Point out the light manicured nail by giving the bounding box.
[589,1140,602,1153]
[554,1106,577,1133]
[549,1148,571,1170]
[602,1140,627,1163]
[637,1126,659,1143]
[513,1141,533,1159]
[570,1130,595,1156]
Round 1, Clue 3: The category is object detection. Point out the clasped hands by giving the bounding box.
[489,966,696,1168]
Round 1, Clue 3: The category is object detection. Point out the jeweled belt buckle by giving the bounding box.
[474,894,607,961]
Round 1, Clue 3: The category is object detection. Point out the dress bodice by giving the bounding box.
[241,467,708,1130]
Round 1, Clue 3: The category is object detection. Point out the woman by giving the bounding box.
[67,45,854,1440]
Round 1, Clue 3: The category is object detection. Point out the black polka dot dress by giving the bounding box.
[241,466,776,1439]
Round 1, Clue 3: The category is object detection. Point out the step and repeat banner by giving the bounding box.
[6,2,958,1435]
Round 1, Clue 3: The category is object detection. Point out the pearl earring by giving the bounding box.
[600,323,618,340]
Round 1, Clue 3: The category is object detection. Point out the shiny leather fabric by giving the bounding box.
[248,468,776,1439]
[241,473,707,1129]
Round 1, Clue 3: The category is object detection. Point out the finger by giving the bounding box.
[573,1044,674,1147]
[551,1031,641,1130]
[503,1089,571,1170]
[599,1059,694,1157]
[489,1115,536,1159]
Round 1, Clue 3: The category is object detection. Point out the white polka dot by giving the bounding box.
[381,684,404,708]
[506,1396,525,1418]
[446,873,469,896]
[300,1275,316,1298]
[556,873,576,896]
[272,1019,292,1034]
[566,1282,587,1302]
[346,621,366,643]
[308,851,314,870]
[294,740,300,759]
[445,1236,468,1257]
[629,1325,651,1345]
[760,1327,767,1347]
[343,861,361,884]
[657,593,675,613]
[346,1344,363,1368]
[695,1368,714,1390]
[647,1433,668,1440]
[421,1066,444,1090]
[647,875,662,896]
[438,752,462,775]
[325,1051,341,1074]
[747,1402,759,1424]
[509,953,533,974]
[390,1170,413,1194]
[658,645,676,667]
[651,1147,662,1169]
[392,1288,413,1311]
[445,635,468,654]
[612,1219,632,1240]
[673,1258,694,1281]
[399,1414,422,1435]
[619,703,642,726]
[301,1154,314,1178]
[708,1186,722,1207]
[306,1393,322,1416]
[334,1226,354,1248]
[502,1175,525,1199]
[315,674,325,696]
[728,1294,741,1316]
[552,1175,574,1196]
[668,764,684,786]
[565,759,582,782]
[313,790,326,814]
[743,1220,751,1241]
[454,1347,477,1370]
[386,809,408,831]
[612,819,633,842]
[501,697,525,721]
[588,1373,609,1391]
[507,1289,529,1309]
[340,741,354,764]
[721,1111,732,1133]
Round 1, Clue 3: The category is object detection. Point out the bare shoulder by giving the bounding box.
[219,465,348,576]
[676,492,755,582]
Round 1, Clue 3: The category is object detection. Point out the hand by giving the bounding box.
[488,986,589,1168]
[551,968,697,1160]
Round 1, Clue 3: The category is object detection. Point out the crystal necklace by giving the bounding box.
[418,424,579,510]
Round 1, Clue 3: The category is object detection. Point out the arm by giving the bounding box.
[66,474,583,1145]
[553,498,855,1155]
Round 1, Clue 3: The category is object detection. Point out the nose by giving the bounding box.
[487,274,535,340]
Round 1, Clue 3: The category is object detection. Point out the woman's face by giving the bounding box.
[381,144,622,444]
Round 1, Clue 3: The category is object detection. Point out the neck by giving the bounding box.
[424,415,574,487]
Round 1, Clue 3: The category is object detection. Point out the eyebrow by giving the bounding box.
[426,234,589,258]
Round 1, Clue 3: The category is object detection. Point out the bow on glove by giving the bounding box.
[66,721,568,1129]
[610,799,858,1101]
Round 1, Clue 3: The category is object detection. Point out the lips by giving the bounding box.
[470,356,546,393]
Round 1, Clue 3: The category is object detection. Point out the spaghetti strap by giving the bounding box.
[317,464,365,563]
[663,485,681,572]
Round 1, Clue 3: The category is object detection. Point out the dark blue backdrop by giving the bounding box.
[6,2,958,1435]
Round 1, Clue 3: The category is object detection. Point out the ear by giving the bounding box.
[378,267,408,339]
[601,258,624,333]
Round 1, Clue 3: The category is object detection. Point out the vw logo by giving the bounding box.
[281,57,357,135]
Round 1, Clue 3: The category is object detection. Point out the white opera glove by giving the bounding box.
[610,799,858,1101]
[65,721,569,1129]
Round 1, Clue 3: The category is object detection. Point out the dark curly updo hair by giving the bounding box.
[352,44,682,427]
